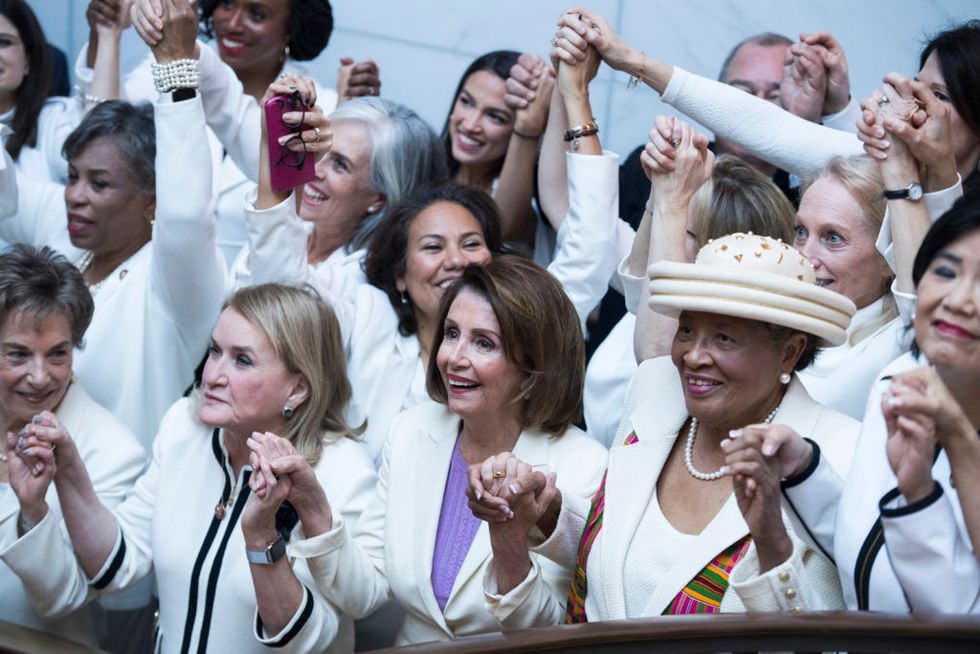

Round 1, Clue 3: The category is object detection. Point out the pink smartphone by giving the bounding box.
[265,93,315,193]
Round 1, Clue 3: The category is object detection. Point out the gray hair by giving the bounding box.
[0,245,94,347]
[718,32,793,83]
[329,97,449,252]
[62,100,156,195]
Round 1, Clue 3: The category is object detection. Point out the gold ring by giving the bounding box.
[313,126,321,143]
[492,470,506,479]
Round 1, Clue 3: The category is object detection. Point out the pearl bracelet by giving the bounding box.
[151,58,201,93]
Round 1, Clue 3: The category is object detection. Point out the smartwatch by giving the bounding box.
[172,88,197,103]
[877,182,923,202]
[246,534,286,565]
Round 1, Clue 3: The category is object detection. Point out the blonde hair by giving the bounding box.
[802,156,898,342]
[222,284,361,464]
[689,155,796,245]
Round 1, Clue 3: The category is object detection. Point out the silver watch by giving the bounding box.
[246,534,286,565]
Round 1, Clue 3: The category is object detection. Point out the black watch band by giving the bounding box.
[877,182,923,202]
[172,88,197,103]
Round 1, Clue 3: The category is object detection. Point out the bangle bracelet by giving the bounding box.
[511,128,542,140]
[563,119,599,151]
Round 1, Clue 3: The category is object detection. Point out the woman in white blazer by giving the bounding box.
[248,256,607,645]
[6,283,378,653]
[0,245,144,647]
[475,231,859,621]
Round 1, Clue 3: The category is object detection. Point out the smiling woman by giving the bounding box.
[0,245,144,648]
[272,255,606,645]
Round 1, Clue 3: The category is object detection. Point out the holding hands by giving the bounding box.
[722,424,815,571]
[503,55,555,139]
[246,431,333,536]
[642,116,713,207]
[466,452,560,536]
[87,0,134,37]
[132,0,199,62]
[5,412,81,528]
[337,57,382,102]
[553,8,630,72]
[858,74,957,191]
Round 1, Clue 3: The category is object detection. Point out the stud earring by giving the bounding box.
[282,405,294,418]
[779,372,791,385]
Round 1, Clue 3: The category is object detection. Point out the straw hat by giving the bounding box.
[648,232,856,346]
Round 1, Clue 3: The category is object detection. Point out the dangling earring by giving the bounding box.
[779,372,792,385]
[281,43,290,64]
[399,291,409,305]
[282,405,294,419]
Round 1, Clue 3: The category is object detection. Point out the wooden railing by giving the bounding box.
[0,621,105,654]
[371,611,980,653]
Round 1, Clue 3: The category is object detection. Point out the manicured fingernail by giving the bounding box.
[880,139,891,148]
[874,127,885,138]
[278,136,289,145]
[888,395,902,407]
[763,444,776,456]
[18,428,26,437]
[32,416,43,424]
[475,489,482,502]
[508,483,521,495]
[720,439,731,450]
[719,465,730,475]
[33,464,43,475]
[729,429,743,438]
[507,509,515,519]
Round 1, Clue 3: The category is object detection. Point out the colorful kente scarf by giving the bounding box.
[663,535,752,614]
[565,432,639,623]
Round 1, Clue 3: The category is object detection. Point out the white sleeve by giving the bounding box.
[662,67,863,177]
[876,176,964,272]
[781,440,844,557]
[879,484,980,614]
[0,140,16,222]
[0,171,83,264]
[252,583,340,652]
[286,426,393,619]
[196,43,262,182]
[73,44,157,104]
[546,151,621,328]
[149,98,227,348]
[820,98,861,134]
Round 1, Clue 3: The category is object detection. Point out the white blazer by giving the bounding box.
[0,383,145,646]
[784,351,980,613]
[2,397,377,653]
[0,98,227,447]
[1,97,82,185]
[288,401,608,645]
[537,357,855,619]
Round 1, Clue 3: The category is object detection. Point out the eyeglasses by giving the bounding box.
[270,90,308,170]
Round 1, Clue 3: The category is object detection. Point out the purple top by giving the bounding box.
[430,437,482,612]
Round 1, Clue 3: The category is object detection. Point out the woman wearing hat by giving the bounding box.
[471,231,858,619]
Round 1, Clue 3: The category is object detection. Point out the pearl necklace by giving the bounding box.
[684,405,780,481]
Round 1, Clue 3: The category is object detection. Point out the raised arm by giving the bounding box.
[632,118,714,362]
[494,54,553,245]
[555,8,862,177]
[144,0,226,346]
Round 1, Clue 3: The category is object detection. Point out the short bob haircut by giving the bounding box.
[440,50,520,178]
[1,0,55,160]
[62,101,156,196]
[426,256,584,436]
[0,244,93,347]
[198,0,333,62]
[364,183,505,336]
[328,97,449,252]
[215,283,361,465]
[920,21,980,196]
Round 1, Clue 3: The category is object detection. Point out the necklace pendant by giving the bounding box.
[214,503,226,520]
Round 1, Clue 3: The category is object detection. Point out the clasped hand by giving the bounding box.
[465,452,557,538]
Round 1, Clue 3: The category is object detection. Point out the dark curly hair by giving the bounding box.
[1,0,55,160]
[364,184,505,337]
[440,50,520,178]
[198,0,333,62]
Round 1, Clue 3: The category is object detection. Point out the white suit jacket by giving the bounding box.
[784,352,980,613]
[0,98,227,447]
[537,357,855,619]
[0,384,145,646]
[288,401,608,646]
